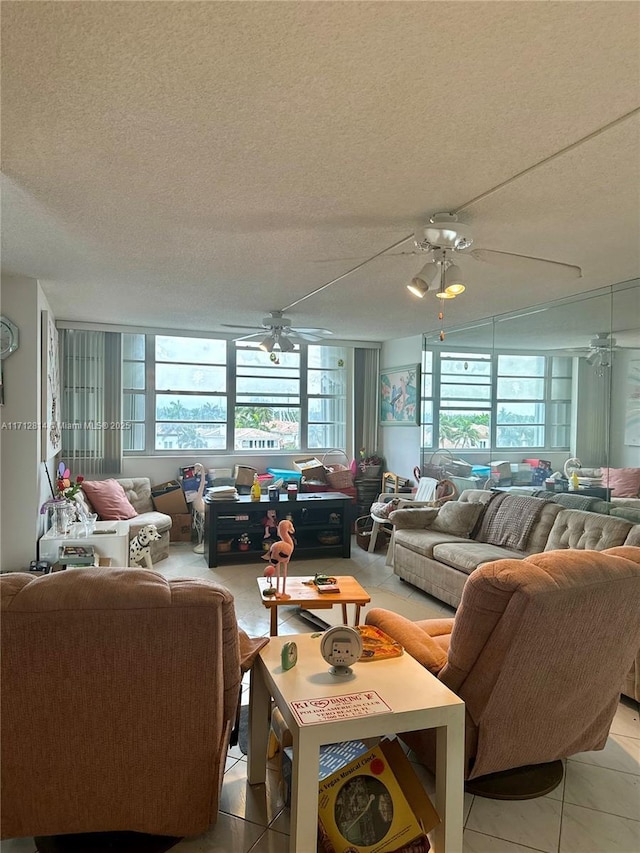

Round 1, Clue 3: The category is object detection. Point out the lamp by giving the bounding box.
[279,335,295,353]
[259,335,275,353]
[444,263,466,296]
[407,261,438,297]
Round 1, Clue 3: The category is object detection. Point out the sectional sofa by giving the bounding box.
[387,489,640,700]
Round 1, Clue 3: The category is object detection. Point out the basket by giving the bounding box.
[355,516,389,551]
[318,531,341,545]
[322,450,354,489]
[216,538,233,553]
[420,449,472,480]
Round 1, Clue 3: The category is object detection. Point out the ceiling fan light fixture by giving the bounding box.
[259,335,275,353]
[278,335,295,353]
[407,281,428,298]
[444,263,466,296]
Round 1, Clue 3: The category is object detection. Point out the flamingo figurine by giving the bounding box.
[191,463,207,554]
[262,518,295,597]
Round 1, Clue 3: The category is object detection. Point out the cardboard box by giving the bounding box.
[169,512,193,542]
[151,480,189,514]
[293,457,326,480]
[318,738,439,853]
[234,465,258,487]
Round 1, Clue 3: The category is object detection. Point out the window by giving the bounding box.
[421,347,572,451]
[121,334,348,454]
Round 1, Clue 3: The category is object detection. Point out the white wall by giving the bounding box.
[378,335,422,482]
[0,275,56,570]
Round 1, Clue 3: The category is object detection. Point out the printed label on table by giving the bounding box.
[289,691,391,725]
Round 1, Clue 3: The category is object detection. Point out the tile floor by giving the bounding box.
[3,541,639,853]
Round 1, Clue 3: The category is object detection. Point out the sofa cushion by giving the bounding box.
[115,478,155,514]
[129,511,173,536]
[525,501,564,553]
[544,508,633,551]
[432,541,528,576]
[393,528,469,559]
[432,501,484,538]
[624,526,640,546]
[81,480,138,521]
[601,467,640,497]
[389,507,440,529]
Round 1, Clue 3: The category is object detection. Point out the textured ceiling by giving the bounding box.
[1,1,639,343]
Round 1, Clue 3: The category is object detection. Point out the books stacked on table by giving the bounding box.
[206,485,239,501]
[313,575,341,594]
[58,544,97,568]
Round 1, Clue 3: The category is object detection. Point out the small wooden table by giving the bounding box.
[257,575,371,636]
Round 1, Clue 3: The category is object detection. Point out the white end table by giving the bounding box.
[248,632,464,853]
[38,520,130,567]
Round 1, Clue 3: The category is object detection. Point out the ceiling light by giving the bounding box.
[407,262,438,297]
[278,335,295,353]
[259,335,275,353]
[444,263,466,296]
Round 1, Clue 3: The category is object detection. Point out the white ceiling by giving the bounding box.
[2,1,639,343]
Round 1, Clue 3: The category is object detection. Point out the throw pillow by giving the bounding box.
[370,499,400,519]
[81,479,138,520]
[388,507,440,529]
[601,467,640,497]
[431,501,484,538]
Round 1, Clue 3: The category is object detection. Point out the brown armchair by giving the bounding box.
[1,568,262,840]
[366,546,640,798]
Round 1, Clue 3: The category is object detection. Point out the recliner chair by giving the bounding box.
[1,568,263,840]
[366,545,640,798]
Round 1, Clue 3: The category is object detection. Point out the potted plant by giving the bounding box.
[238,532,251,551]
[358,449,384,479]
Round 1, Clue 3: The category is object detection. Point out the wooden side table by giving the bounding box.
[256,575,371,636]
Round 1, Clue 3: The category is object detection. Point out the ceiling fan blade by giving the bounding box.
[220,323,263,331]
[469,249,582,279]
[233,332,264,342]
[291,327,332,336]
[288,331,324,342]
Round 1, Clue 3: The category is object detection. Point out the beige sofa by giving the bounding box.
[388,489,640,701]
[77,478,173,563]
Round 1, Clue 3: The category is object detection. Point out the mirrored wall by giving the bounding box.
[421,278,639,474]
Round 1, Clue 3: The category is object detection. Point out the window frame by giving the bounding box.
[421,345,572,453]
[123,334,350,456]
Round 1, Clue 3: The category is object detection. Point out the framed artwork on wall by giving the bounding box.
[624,358,640,446]
[379,363,420,426]
[41,309,62,461]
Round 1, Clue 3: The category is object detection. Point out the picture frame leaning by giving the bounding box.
[41,309,62,461]
[379,363,420,426]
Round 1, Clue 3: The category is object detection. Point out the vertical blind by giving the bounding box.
[61,329,122,475]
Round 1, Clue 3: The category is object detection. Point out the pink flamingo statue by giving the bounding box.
[262,518,295,597]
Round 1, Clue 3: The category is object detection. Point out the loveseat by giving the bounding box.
[77,477,173,563]
[388,489,640,700]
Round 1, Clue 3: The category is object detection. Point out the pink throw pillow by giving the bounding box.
[81,479,138,520]
[601,468,640,498]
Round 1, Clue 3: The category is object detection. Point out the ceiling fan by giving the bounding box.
[402,213,583,298]
[220,310,333,352]
[564,332,618,374]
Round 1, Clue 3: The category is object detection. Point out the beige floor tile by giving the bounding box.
[559,802,640,853]
[218,758,285,827]
[267,808,290,837]
[569,732,640,776]
[170,811,264,852]
[246,828,290,852]
[564,761,640,821]
[0,839,36,853]
[465,795,562,853]
[609,698,640,740]
[463,828,548,852]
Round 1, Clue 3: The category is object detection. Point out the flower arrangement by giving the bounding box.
[40,462,84,514]
[238,532,251,545]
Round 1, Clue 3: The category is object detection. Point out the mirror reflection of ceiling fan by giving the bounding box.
[220,310,332,352]
[565,332,619,374]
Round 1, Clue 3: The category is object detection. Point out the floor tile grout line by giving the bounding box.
[463,827,549,852]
